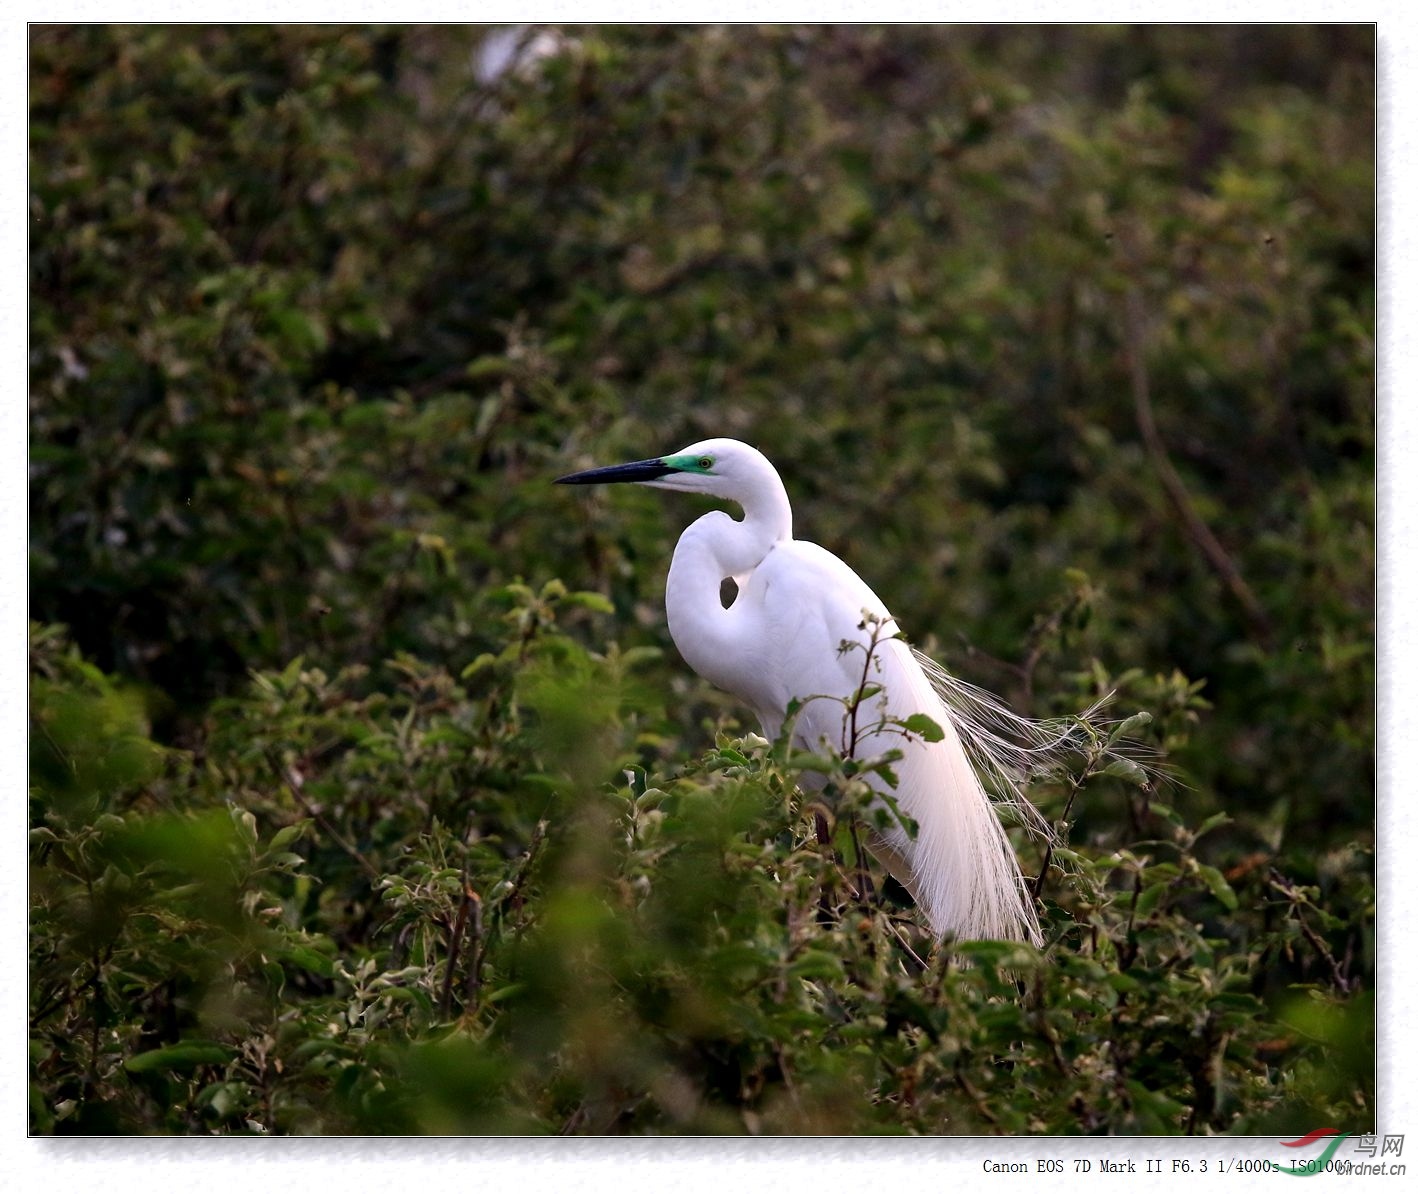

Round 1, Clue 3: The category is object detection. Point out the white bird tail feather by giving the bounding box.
[910,649,1117,836]
[848,642,1042,945]
[852,646,1125,946]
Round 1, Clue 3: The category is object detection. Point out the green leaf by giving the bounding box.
[1102,757,1149,786]
[564,590,615,614]
[1108,711,1152,744]
[230,806,258,845]
[1134,883,1167,917]
[1197,864,1238,910]
[267,852,307,869]
[620,645,663,668]
[900,713,945,742]
[788,950,847,981]
[461,653,498,678]
[1147,801,1183,825]
[126,1042,234,1073]
[268,821,310,851]
[1194,811,1232,839]
[465,354,510,378]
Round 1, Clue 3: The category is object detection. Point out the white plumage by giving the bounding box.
[558,437,1095,944]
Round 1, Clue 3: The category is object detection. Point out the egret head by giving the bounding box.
[555,438,778,501]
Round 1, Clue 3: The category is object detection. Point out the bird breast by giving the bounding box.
[699,538,901,743]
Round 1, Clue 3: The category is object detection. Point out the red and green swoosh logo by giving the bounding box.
[1278,1130,1350,1176]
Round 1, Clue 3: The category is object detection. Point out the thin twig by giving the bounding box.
[844,816,867,904]
[813,805,838,927]
[501,820,548,922]
[1122,289,1274,647]
[266,750,380,881]
[887,919,930,973]
[1034,975,1072,1078]
[463,888,485,1008]
[1268,871,1353,995]
[955,1064,1001,1127]
[28,982,75,1028]
[845,618,880,759]
[439,884,479,1020]
[1030,771,1085,902]
[1118,870,1143,970]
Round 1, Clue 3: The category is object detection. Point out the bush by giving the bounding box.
[30,26,1372,1134]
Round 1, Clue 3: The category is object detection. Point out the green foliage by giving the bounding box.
[30,26,1371,1135]
[29,606,1370,1134]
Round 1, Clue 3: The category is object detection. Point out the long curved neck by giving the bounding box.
[664,514,769,715]
[700,457,793,576]
[663,466,793,719]
[733,465,793,556]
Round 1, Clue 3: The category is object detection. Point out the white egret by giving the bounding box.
[558,438,1094,945]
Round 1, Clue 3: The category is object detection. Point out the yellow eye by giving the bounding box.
[698,456,713,470]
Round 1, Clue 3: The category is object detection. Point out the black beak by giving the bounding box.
[555,458,675,485]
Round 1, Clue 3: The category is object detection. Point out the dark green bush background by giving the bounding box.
[30,25,1372,1135]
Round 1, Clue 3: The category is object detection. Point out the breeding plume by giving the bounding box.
[558,438,1076,944]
